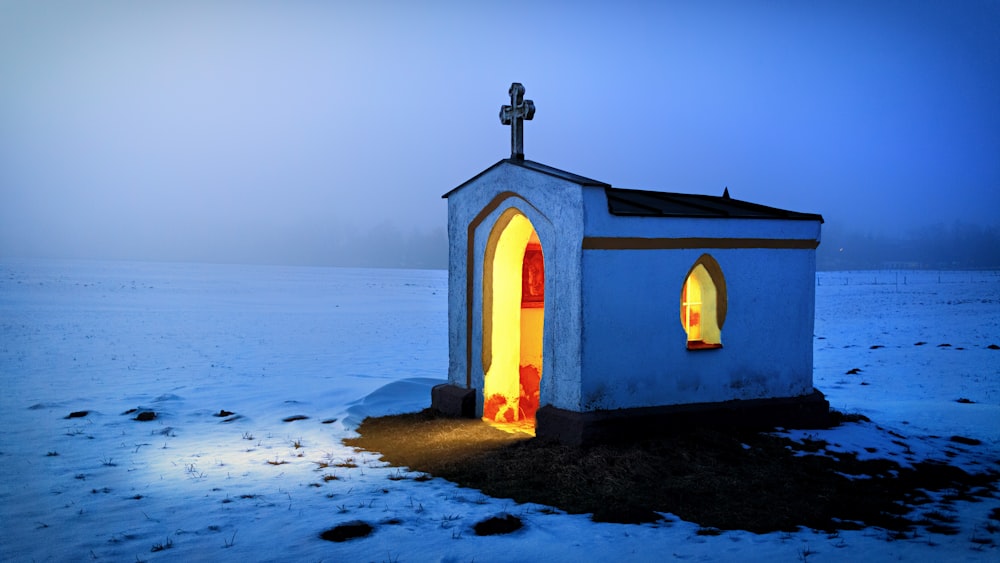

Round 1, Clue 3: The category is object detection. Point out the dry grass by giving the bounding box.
[345,409,999,533]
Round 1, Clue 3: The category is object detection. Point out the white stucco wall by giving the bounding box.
[447,164,821,415]
[579,247,817,409]
[446,161,587,413]
[578,203,820,410]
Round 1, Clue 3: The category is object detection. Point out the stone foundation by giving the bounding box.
[536,390,831,446]
[430,383,476,418]
[430,384,830,446]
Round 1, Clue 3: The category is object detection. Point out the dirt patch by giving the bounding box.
[474,514,523,536]
[344,409,999,533]
[319,521,373,542]
[950,435,982,446]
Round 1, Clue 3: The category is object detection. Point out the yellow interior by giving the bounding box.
[482,210,543,433]
[681,263,722,348]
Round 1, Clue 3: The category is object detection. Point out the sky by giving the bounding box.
[1,0,998,266]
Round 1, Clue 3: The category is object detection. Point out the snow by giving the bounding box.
[1,260,997,562]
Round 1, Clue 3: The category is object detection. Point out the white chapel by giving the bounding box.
[431,84,829,444]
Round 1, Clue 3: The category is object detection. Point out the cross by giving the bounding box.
[499,82,535,160]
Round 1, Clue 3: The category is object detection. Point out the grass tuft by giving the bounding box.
[150,537,173,552]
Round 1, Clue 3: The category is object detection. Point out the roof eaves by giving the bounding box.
[605,191,672,215]
[606,187,824,222]
[607,188,736,217]
[441,159,508,199]
[510,159,611,187]
[442,159,610,198]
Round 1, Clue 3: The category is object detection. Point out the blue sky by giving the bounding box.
[1,0,997,264]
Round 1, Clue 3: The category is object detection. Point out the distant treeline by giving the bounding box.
[319,221,1000,272]
[818,222,1000,270]
[324,223,448,270]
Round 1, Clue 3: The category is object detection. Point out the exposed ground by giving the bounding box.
[346,409,1000,534]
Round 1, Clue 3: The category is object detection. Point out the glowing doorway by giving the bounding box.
[482,209,544,433]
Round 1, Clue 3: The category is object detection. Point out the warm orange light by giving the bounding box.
[483,212,543,431]
[682,275,702,341]
[681,263,722,349]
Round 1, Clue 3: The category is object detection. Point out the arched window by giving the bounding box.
[680,254,726,350]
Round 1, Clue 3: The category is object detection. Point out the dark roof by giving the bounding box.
[605,187,824,222]
[444,159,823,222]
[442,158,610,198]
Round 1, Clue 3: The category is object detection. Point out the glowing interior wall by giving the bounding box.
[482,210,543,423]
[519,235,544,419]
[680,256,725,349]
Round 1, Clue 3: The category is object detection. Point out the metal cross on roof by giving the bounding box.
[499,82,535,160]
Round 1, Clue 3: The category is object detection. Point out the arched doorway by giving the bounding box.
[482,208,544,431]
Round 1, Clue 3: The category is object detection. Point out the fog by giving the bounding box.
[2,1,997,268]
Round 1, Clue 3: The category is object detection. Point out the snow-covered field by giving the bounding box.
[1,260,997,562]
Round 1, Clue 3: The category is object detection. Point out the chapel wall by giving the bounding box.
[578,240,817,411]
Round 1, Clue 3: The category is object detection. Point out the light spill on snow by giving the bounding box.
[0,260,997,562]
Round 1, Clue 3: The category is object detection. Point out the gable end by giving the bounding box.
[443,159,610,199]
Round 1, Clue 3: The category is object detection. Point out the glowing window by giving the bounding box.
[681,274,704,341]
[680,255,726,350]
